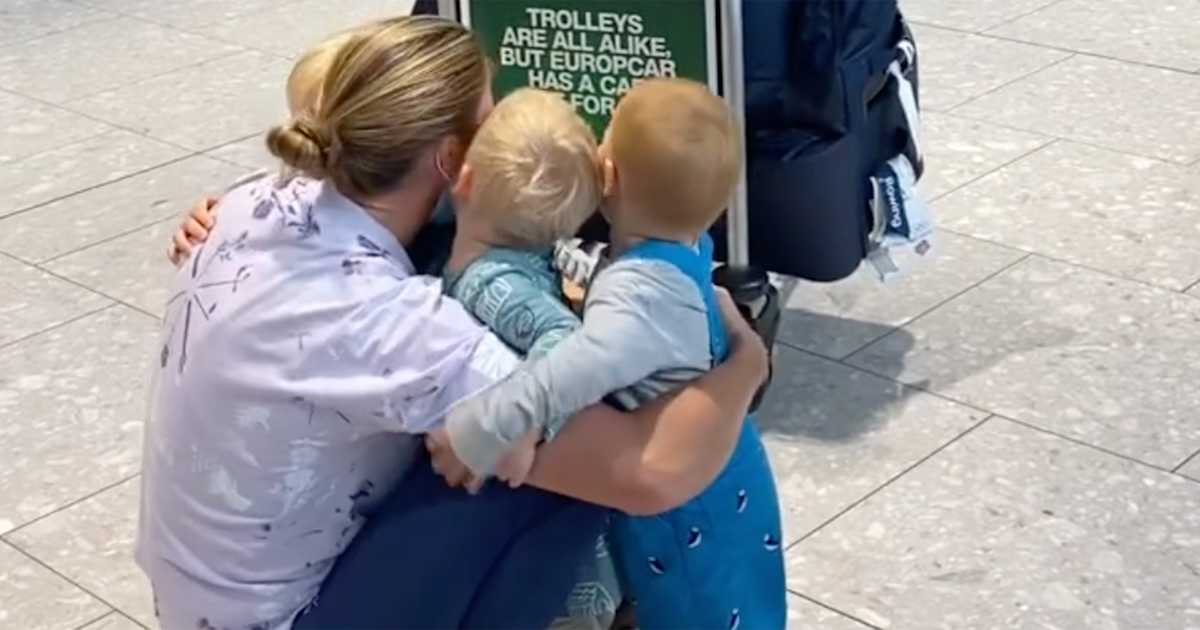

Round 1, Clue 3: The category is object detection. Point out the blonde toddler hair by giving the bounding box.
[464,88,601,249]
[609,77,742,234]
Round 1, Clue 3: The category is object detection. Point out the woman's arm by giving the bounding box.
[523,289,768,515]
[444,261,708,477]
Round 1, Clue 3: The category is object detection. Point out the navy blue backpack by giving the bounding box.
[707,0,921,281]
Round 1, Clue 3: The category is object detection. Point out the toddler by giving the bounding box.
[437,86,620,628]
[443,78,787,630]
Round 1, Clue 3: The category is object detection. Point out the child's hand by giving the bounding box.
[167,195,219,265]
[495,428,540,488]
[561,277,586,313]
[553,238,604,287]
[426,427,485,493]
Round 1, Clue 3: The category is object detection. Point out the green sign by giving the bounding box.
[461,0,717,134]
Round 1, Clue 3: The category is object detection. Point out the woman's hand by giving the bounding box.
[167,196,219,265]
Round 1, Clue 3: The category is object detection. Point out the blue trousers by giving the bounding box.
[293,453,607,629]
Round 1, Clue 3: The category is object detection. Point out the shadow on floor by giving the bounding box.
[753,306,919,443]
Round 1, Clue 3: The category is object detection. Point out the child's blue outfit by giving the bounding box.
[444,234,787,630]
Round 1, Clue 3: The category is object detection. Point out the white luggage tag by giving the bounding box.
[867,153,937,282]
[864,46,935,282]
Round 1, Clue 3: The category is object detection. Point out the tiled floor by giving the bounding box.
[2,0,1199,628]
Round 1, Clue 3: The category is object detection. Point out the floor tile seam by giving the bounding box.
[53,46,252,108]
[986,414,1188,473]
[0,299,119,354]
[835,251,1033,365]
[0,535,131,623]
[0,152,202,223]
[25,262,165,323]
[934,111,1199,166]
[971,30,1200,76]
[834,348,1200,473]
[925,135,1060,204]
[0,11,124,53]
[770,341,1002,424]
[977,0,1069,34]
[0,125,115,170]
[200,131,273,170]
[61,0,289,37]
[1171,447,1200,475]
[1,473,141,542]
[929,228,1200,295]
[786,589,883,630]
[943,52,1077,114]
[914,13,1200,76]
[0,124,134,176]
[72,611,118,630]
[784,414,995,549]
[33,215,181,267]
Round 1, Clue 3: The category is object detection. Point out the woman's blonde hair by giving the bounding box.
[464,88,600,248]
[286,30,356,116]
[266,16,488,199]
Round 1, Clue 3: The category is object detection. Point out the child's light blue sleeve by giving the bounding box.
[445,258,710,476]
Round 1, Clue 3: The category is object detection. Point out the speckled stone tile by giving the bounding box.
[845,256,1200,469]
[73,0,292,30]
[8,477,155,628]
[199,0,415,58]
[910,23,1070,113]
[78,613,145,630]
[989,0,1200,72]
[920,112,1053,201]
[0,91,115,166]
[0,157,243,264]
[787,418,1200,630]
[0,541,110,630]
[0,17,242,104]
[936,140,1200,290]
[756,346,986,544]
[74,50,292,152]
[0,129,186,219]
[205,134,276,171]
[0,255,112,349]
[778,231,1025,360]
[953,55,1200,164]
[787,595,872,629]
[0,0,116,48]
[903,0,1061,32]
[0,306,157,534]
[44,220,177,317]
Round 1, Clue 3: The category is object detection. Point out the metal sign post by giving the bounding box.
[443,0,748,266]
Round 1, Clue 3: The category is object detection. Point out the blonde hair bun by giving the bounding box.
[266,117,333,179]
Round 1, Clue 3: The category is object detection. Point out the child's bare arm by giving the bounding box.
[445,260,710,477]
[167,195,219,265]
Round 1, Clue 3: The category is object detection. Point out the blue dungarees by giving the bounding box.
[613,237,788,630]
